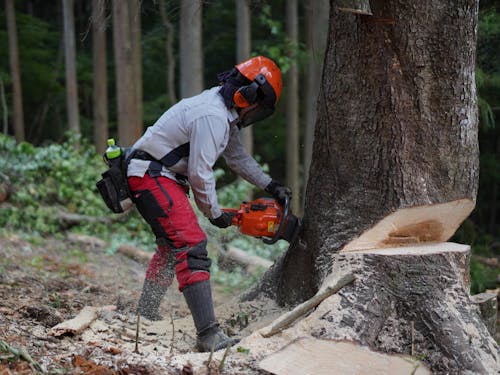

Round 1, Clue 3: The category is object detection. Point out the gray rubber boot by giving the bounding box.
[136,279,167,321]
[182,280,237,352]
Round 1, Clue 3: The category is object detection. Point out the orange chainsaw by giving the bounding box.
[221,194,302,244]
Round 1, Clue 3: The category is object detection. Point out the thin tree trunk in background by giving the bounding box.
[180,0,203,98]
[159,0,177,105]
[92,0,108,154]
[129,0,142,134]
[236,0,253,155]
[62,0,80,135]
[0,78,7,134]
[112,0,138,146]
[6,0,25,142]
[303,0,328,205]
[286,0,300,214]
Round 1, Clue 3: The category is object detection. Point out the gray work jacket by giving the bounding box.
[128,87,272,219]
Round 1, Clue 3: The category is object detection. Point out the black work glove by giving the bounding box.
[265,180,292,204]
[209,212,233,228]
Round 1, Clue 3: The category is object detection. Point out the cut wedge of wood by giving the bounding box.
[341,199,474,252]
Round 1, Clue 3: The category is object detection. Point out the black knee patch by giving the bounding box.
[187,240,211,272]
[133,189,169,239]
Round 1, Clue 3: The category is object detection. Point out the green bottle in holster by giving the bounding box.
[96,138,133,213]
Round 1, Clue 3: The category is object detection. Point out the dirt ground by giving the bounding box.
[0,232,284,374]
[2,232,498,375]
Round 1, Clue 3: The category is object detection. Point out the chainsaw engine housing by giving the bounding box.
[222,197,301,244]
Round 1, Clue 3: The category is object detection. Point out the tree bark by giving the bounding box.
[179,0,203,98]
[285,0,300,215]
[5,0,25,142]
[62,0,80,135]
[92,0,108,154]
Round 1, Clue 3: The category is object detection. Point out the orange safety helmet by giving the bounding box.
[233,56,283,108]
[218,56,282,128]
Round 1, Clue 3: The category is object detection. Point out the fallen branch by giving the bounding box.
[117,244,153,264]
[56,208,133,228]
[49,305,115,337]
[260,273,356,337]
[222,245,273,273]
[0,339,43,372]
[57,211,112,225]
[66,233,106,248]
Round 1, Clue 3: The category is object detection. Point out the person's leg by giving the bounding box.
[136,241,175,320]
[129,175,236,351]
[129,175,180,320]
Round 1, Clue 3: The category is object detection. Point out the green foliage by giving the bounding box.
[0,134,150,251]
[0,133,104,217]
[253,3,305,74]
[453,220,499,294]
[470,258,498,294]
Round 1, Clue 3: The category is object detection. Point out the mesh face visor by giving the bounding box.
[238,74,277,128]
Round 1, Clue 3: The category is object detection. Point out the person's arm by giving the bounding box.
[188,116,228,220]
[222,125,272,189]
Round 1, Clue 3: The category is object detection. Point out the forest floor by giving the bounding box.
[0,232,286,374]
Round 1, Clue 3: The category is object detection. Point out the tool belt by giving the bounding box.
[133,149,189,185]
[97,147,190,214]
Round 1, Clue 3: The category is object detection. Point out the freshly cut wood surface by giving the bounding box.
[341,199,474,252]
[259,337,430,375]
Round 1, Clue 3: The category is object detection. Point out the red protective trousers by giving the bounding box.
[128,174,210,291]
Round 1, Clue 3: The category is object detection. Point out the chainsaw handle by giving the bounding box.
[263,194,290,245]
[221,208,240,226]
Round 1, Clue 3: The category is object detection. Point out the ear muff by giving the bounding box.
[233,74,270,109]
[233,82,259,108]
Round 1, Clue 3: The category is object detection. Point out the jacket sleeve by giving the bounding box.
[222,125,272,190]
[188,116,228,219]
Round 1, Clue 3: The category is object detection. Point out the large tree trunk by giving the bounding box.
[179,0,203,98]
[241,1,498,373]
[92,0,108,154]
[5,0,25,142]
[279,0,481,303]
[62,0,80,135]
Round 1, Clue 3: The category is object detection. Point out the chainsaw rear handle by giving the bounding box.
[263,193,290,245]
[220,208,240,226]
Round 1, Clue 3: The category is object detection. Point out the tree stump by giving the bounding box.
[296,243,498,374]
